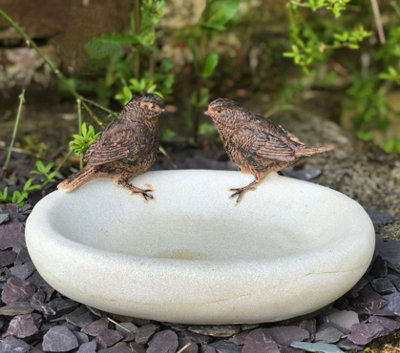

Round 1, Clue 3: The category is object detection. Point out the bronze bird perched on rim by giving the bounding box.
[58,94,164,200]
[205,98,335,203]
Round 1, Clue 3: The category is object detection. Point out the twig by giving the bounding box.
[107,317,132,333]
[370,0,386,44]
[3,89,25,175]
[0,9,109,129]
[177,343,192,353]
[80,101,104,128]
[133,0,141,79]
[158,145,177,168]
[76,98,83,169]
[0,9,62,79]
[79,96,118,118]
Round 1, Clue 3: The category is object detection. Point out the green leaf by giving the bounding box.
[23,178,33,191]
[202,52,219,78]
[36,160,45,174]
[138,30,155,47]
[58,78,77,98]
[0,187,8,201]
[347,43,359,50]
[201,0,240,31]
[47,171,58,182]
[162,128,176,140]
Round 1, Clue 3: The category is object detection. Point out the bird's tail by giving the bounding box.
[295,143,336,158]
[57,165,98,192]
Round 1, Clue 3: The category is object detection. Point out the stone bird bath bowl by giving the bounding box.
[26,170,375,324]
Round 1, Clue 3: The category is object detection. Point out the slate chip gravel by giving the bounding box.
[1,181,400,352]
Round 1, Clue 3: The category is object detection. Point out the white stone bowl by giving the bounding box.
[26,170,375,324]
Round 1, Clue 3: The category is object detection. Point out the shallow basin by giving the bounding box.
[26,170,375,324]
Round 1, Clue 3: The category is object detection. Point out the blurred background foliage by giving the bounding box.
[0,0,400,152]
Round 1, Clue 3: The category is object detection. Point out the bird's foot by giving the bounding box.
[229,186,256,203]
[131,187,154,201]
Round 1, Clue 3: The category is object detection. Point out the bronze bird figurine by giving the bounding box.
[205,98,335,203]
[58,94,164,200]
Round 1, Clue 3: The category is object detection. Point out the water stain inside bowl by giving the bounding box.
[153,249,208,260]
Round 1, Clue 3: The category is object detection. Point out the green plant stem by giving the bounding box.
[80,101,104,128]
[41,151,73,189]
[3,89,25,174]
[0,9,61,80]
[77,99,83,169]
[79,96,117,117]
[0,9,110,128]
[193,0,210,143]
[133,0,141,79]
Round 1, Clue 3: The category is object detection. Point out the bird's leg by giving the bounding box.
[230,176,264,203]
[114,174,154,200]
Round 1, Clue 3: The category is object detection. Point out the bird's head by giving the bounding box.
[204,98,242,126]
[125,94,165,119]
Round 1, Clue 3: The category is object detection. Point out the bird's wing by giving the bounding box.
[86,120,145,166]
[83,137,101,164]
[255,114,306,147]
[252,132,296,162]
[233,127,296,162]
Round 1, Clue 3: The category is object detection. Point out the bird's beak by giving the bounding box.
[204,110,210,116]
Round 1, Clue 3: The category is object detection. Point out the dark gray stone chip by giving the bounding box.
[96,329,124,348]
[242,328,280,353]
[77,340,97,353]
[146,329,179,353]
[0,336,30,353]
[348,323,386,345]
[209,340,242,353]
[0,250,17,267]
[134,323,159,344]
[42,325,79,352]
[1,277,35,304]
[0,301,33,316]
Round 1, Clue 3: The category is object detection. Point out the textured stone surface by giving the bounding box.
[265,326,309,347]
[347,323,386,345]
[96,329,124,348]
[65,306,94,328]
[315,325,343,343]
[0,219,25,250]
[146,330,179,353]
[9,261,35,280]
[0,301,33,316]
[383,292,400,315]
[242,329,280,353]
[42,325,79,352]
[77,340,97,353]
[0,250,16,267]
[4,313,41,338]
[209,340,242,353]
[25,171,375,324]
[188,325,240,337]
[291,341,344,353]
[135,323,159,344]
[1,277,35,304]
[324,310,359,332]
[82,318,109,336]
[0,336,30,353]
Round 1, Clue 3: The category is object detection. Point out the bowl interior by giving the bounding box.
[47,171,350,261]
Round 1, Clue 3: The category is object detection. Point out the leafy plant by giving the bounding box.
[283,0,371,73]
[68,123,100,161]
[0,161,59,207]
[84,0,173,106]
[187,0,240,142]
